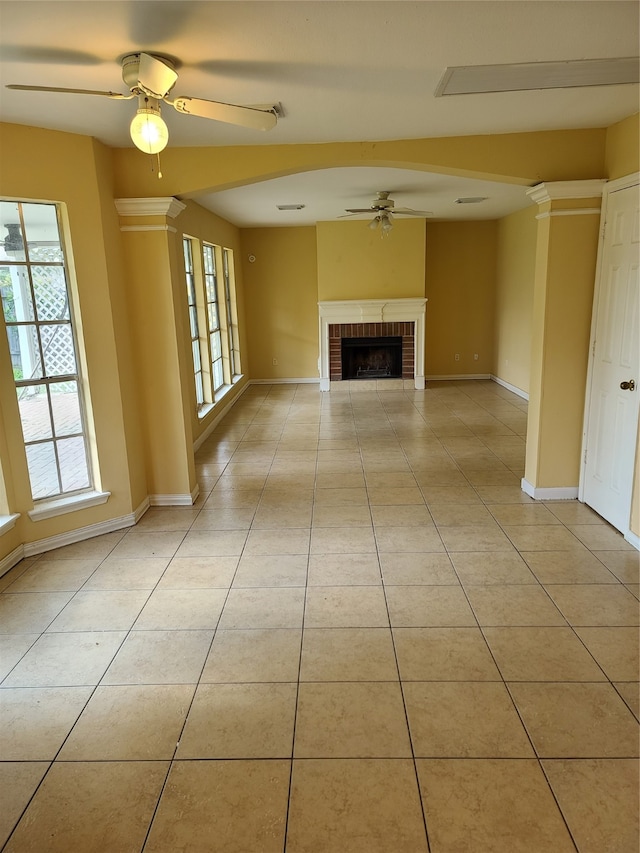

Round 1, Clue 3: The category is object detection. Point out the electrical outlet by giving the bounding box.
[473,353,479,360]
[454,353,460,361]
[272,358,278,366]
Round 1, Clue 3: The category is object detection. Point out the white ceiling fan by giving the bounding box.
[342,191,433,234]
[6,52,282,155]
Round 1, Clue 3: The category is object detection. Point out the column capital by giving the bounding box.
[114,197,186,218]
[526,180,606,205]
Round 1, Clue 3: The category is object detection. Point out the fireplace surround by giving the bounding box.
[318,298,427,391]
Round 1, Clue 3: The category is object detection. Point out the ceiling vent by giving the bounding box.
[277,204,305,210]
[435,57,640,97]
[454,197,488,204]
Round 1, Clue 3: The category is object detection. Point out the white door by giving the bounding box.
[582,178,640,534]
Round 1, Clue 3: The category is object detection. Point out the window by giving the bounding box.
[183,237,205,408]
[0,201,92,501]
[222,248,241,378]
[183,238,242,416]
[203,244,224,393]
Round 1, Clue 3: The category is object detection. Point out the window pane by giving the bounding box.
[17,384,52,441]
[187,275,197,306]
[32,266,69,321]
[50,381,82,436]
[58,436,90,492]
[11,324,43,380]
[213,359,224,391]
[25,441,59,499]
[211,331,222,361]
[0,202,26,262]
[195,372,204,405]
[23,203,63,263]
[41,325,76,376]
[192,340,201,372]
[1,267,35,322]
[189,306,199,339]
[183,239,192,271]
[208,303,219,331]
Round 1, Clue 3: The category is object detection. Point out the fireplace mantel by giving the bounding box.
[318,298,427,391]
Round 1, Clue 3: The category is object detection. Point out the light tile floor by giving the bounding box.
[1,380,639,852]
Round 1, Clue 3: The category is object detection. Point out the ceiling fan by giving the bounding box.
[342,191,432,234]
[6,52,281,155]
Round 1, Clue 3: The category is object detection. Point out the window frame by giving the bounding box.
[0,200,95,503]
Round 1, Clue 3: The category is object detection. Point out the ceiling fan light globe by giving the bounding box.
[369,216,381,230]
[130,109,168,154]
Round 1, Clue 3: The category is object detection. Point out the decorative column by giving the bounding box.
[522,180,605,499]
[115,196,199,505]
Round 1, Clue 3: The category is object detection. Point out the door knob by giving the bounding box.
[620,380,636,391]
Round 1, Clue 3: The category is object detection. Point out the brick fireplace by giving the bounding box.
[318,298,427,391]
[330,325,414,381]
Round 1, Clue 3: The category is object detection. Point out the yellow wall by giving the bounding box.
[605,113,640,180]
[241,227,318,381]
[0,124,146,557]
[113,127,607,200]
[494,206,538,393]
[425,221,497,377]
[317,219,426,301]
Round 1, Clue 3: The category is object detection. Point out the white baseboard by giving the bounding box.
[250,378,319,385]
[0,545,25,578]
[133,496,150,521]
[521,479,579,501]
[426,374,491,381]
[149,485,199,507]
[491,375,530,401]
[624,529,639,551]
[22,510,139,558]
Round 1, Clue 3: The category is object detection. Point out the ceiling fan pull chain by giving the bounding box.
[156,152,163,180]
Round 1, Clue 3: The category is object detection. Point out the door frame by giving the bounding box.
[579,170,640,548]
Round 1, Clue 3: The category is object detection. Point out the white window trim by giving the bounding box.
[28,489,110,522]
[0,513,20,535]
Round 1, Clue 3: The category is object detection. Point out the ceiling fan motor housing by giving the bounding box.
[121,53,176,97]
[374,191,394,210]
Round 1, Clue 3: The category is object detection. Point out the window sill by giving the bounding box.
[28,490,111,522]
[197,402,215,420]
[0,513,20,536]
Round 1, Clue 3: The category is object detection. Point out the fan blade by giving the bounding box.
[170,96,278,130]
[393,208,434,216]
[5,84,133,99]
[138,53,178,99]
[344,207,379,214]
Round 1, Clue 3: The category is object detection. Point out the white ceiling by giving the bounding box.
[1,1,638,227]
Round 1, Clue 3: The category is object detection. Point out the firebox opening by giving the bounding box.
[341,336,403,380]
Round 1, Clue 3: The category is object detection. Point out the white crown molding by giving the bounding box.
[526,180,606,205]
[114,197,187,218]
[535,208,601,220]
[120,224,178,233]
